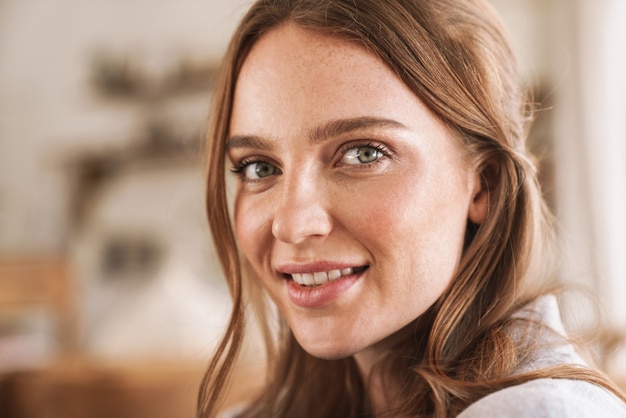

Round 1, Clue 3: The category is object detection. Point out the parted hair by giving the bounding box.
[199,0,625,417]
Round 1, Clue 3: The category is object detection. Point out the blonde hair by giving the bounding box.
[199,0,625,416]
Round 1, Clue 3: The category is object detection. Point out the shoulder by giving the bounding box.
[457,379,626,418]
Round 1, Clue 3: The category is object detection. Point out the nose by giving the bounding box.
[271,174,333,244]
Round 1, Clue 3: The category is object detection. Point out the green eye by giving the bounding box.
[342,146,384,165]
[244,161,277,179]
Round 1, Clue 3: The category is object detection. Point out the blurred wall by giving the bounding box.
[0,0,252,256]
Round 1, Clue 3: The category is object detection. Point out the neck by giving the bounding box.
[353,321,420,413]
[355,351,389,413]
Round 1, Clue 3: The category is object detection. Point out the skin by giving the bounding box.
[227,23,488,409]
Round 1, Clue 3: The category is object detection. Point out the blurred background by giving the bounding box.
[0,0,624,416]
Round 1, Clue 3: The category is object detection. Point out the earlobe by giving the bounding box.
[467,168,492,225]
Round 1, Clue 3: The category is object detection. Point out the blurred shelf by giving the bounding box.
[0,359,205,418]
[0,257,78,367]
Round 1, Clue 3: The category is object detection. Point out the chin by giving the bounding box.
[303,347,355,361]
[294,335,362,360]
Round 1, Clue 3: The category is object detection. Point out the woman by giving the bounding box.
[199,0,626,416]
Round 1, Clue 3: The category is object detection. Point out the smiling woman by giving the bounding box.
[228,26,485,364]
[199,1,626,417]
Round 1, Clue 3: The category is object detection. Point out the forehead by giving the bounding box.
[241,23,378,82]
[230,23,417,135]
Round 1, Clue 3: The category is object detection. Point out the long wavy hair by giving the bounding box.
[199,0,625,416]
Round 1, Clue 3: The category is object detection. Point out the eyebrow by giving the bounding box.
[226,134,273,151]
[226,116,406,150]
[308,116,406,145]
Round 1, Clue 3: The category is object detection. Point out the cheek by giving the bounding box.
[360,174,470,261]
[234,195,270,264]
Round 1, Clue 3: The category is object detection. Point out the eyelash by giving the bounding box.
[230,157,271,176]
[229,140,392,180]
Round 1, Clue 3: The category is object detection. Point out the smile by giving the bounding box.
[289,266,368,287]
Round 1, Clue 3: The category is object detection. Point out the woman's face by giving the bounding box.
[228,23,487,362]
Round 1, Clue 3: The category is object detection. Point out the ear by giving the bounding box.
[467,164,495,225]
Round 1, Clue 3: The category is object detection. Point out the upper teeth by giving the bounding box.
[292,268,354,286]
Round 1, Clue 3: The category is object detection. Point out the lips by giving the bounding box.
[280,264,368,308]
[275,262,369,307]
